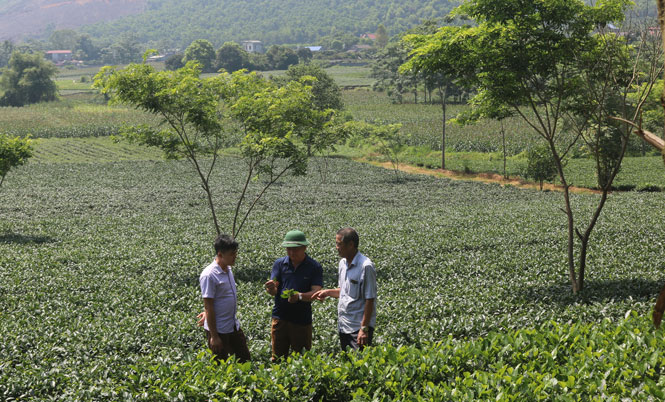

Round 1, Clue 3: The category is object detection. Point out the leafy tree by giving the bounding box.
[371,41,416,104]
[342,121,404,179]
[0,134,32,191]
[0,52,58,107]
[0,40,14,68]
[101,33,142,64]
[164,53,185,71]
[297,47,313,63]
[281,63,343,111]
[94,54,335,237]
[274,63,344,155]
[451,92,514,178]
[49,29,79,50]
[265,45,299,70]
[318,32,359,51]
[400,31,455,169]
[215,42,249,73]
[375,24,389,48]
[405,0,655,293]
[74,34,100,61]
[247,52,270,71]
[369,123,403,179]
[525,145,557,190]
[183,39,216,72]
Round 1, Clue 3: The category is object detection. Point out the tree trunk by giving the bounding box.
[576,190,609,294]
[547,139,580,293]
[501,120,507,179]
[563,185,580,293]
[658,0,665,138]
[202,180,220,236]
[439,84,447,170]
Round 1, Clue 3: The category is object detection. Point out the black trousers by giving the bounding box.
[339,327,374,351]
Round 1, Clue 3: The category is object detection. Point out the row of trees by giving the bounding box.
[0,32,144,67]
[166,40,314,73]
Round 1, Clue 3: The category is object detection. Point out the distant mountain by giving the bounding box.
[0,0,147,42]
[79,0,457,48]
[0,0,658,48]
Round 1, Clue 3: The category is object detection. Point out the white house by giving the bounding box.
[242,40,264,53]
[45,50,73,63]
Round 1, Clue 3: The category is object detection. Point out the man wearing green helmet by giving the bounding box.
[264,230,323,362]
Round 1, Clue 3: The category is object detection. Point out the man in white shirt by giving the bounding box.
[312,227,377,351]
[199,234,250,362]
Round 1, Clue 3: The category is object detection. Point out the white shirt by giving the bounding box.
[337,252,377,333]
[199,260,240,334]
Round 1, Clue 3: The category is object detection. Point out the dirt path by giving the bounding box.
[358,159,601,195]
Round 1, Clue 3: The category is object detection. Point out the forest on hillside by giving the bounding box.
[81,0,457,48]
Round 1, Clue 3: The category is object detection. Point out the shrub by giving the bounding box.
[525,145,557,190]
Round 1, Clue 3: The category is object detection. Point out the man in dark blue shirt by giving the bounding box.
[264,230,323,362]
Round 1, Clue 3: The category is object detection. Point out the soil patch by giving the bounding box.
[358,159,601,195]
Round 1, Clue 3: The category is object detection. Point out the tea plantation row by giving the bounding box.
[2,157,665,399]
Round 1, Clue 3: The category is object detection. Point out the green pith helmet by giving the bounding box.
[281,230,310,248]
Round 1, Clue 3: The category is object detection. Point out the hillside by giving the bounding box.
[79,0,457,48]
[0,0,147,42]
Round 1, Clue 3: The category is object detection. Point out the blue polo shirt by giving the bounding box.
[271,255,323,325]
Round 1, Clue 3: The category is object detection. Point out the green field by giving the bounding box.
[4,64,665,398]
[0,99,159,138]
[2,153,665,399]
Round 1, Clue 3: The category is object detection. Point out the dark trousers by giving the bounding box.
[205,328,251,363]
[339,327,374,351]
[271,318,312,362]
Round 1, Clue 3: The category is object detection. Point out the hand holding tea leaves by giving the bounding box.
[281,288,299,303]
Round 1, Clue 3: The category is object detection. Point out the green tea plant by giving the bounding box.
[2,156,665,399]
[0,133,32,190]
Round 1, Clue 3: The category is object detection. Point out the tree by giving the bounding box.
[0,40,14,68]
[183,39,216,72]
[297,47,313,63]
[400,20,457,170]
[101,33,142,64]
[274,63,344,155]
[452,92,514,178]
[164,53,185,71]
[265,45,299,70]
[0,52,58,107]
[49,29,79,51]
[525,145,557,190]
[74,34,100,61]
[215,42,249,73]
[94,53,335,237]
[281,63,343,111]
[0,134,32,191]
[371,41,416,104]
[375,24,389,48]
[405,0,655,293]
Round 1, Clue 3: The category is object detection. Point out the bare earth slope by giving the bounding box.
[0,0,146,41]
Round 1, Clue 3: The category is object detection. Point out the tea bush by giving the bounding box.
[1,156,664,399]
